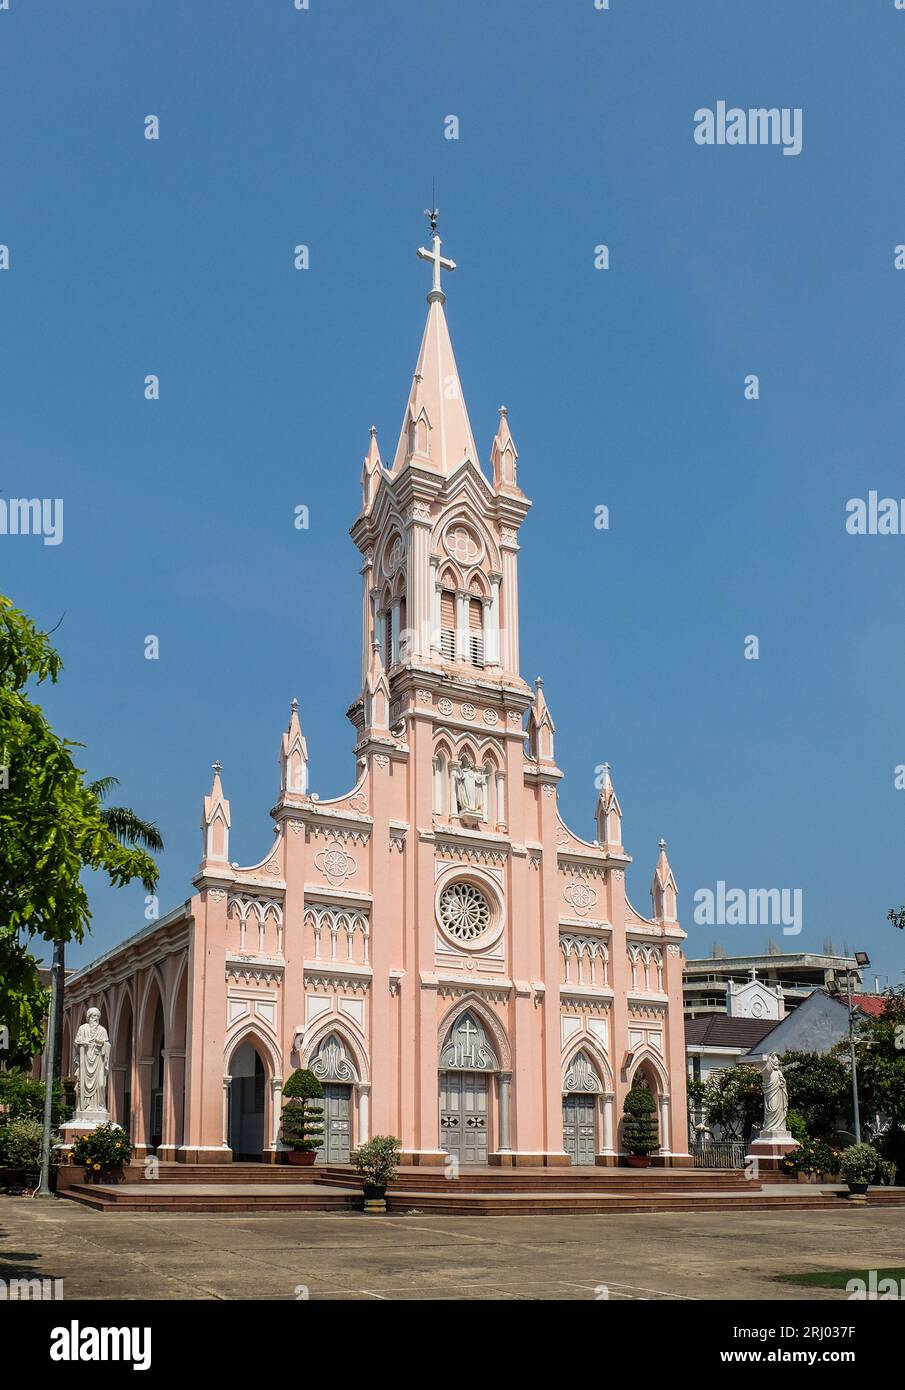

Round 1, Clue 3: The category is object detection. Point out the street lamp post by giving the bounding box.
[831,951,870,1146]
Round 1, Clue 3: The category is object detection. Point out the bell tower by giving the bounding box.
[349,215,534,770]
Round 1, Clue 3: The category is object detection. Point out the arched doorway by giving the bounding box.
[562,1050,602,1165]
[112,996,133,1133]
[228,1041,266,1161]
[309,1033,358,1164]
[438,1010,498,1165]
[149,1002,165,1151]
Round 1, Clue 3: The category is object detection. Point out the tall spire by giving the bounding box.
[279,698,309,796]
[361,425,382,510]
[491,405,519,492]
[595,763,623,849]
[650,837,678,922]
[527,676,556,764]
[200,760,231,866]
[391,214,479,476]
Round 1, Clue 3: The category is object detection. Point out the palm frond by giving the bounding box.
[99,805,165,852]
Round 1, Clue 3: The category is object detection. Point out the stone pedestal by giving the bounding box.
[747,1129,796,1172]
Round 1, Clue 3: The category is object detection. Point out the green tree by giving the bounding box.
[778,1051,849,1139]
[0,595,160,1064]
[846,991,905,1175]
[52,776,163,1079]
[688,1064,763,1142]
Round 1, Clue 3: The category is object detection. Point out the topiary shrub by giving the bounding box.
[279,1069,324,1153]
[622,1081,659,1157]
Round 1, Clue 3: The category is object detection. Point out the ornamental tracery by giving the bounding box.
[304,904,370,963]
[560,935,609,987]
[626,943,664,991]
[562,877,598,918]
[314,839,358,886]
[309,1033,358,1083]
[563,1050,602,1094]
[439,882,491,943]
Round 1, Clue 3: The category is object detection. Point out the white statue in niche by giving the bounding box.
[73,1007,111,1122]
[452,763,486,819]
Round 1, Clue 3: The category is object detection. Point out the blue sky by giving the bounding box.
[3,1,904,985]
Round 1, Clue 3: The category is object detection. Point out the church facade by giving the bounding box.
[62,229,690,1168]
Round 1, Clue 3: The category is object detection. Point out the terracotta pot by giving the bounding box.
[626,1155,651,1168]
[286,1150,317,1167]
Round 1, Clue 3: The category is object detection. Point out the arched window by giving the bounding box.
[433,751,447,816]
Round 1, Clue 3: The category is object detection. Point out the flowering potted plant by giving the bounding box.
[622,1082,659,1168]
[839,1143,880,1195]
[350,1135,400,1212]
[69,1123,134,1183]
[279,1069,324,1166]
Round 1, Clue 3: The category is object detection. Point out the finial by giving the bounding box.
[212,759,222,775]
[369,424,377,437]
[535,675,543,687]
[291,697,299,715]
[658,837,667,851]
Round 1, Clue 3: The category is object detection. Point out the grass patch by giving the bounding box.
[776,1267,905,1290]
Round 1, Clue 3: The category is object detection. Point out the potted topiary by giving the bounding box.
[839,1143,879,1196]
[350,1135,401,1212]
[622,1081,659,1168]
[70,1123,134,1183]
[279,1069,324,1166]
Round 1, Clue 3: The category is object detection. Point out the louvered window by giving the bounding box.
[440,590,455,660]
[468,597,484,668]
[383,607,394,668]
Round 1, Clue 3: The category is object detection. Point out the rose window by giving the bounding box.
[439,882,491,942]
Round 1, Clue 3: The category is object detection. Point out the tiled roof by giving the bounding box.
[847,994,886,1017]
[685,1015,779,1049]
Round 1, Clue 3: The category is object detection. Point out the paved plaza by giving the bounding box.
[2,1196,902,1301]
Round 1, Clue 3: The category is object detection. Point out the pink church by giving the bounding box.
[62,227,690,1169]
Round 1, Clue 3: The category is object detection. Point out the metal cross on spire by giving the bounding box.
[417,207,456,303]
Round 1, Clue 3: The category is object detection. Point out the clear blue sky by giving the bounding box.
[3,1,903,985]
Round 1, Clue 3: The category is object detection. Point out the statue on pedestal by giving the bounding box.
[73,1007,111,1123]
[760,1051,790,1137]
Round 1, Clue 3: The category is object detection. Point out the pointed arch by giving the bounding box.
[625,1044,670,1096]
[302,1014,370,1084]
[436,993,511,1071]
[225,1023,283,1080]
[561,1035,613,1092]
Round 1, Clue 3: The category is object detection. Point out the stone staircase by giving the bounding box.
[58,1160,905,1216]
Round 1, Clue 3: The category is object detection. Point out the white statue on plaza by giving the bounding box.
[73,1007,111,1122]
[760,1052,790,1136]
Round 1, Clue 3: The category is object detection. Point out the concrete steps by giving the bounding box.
[58,1160,905,1216]
[64,1180,361,1214]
